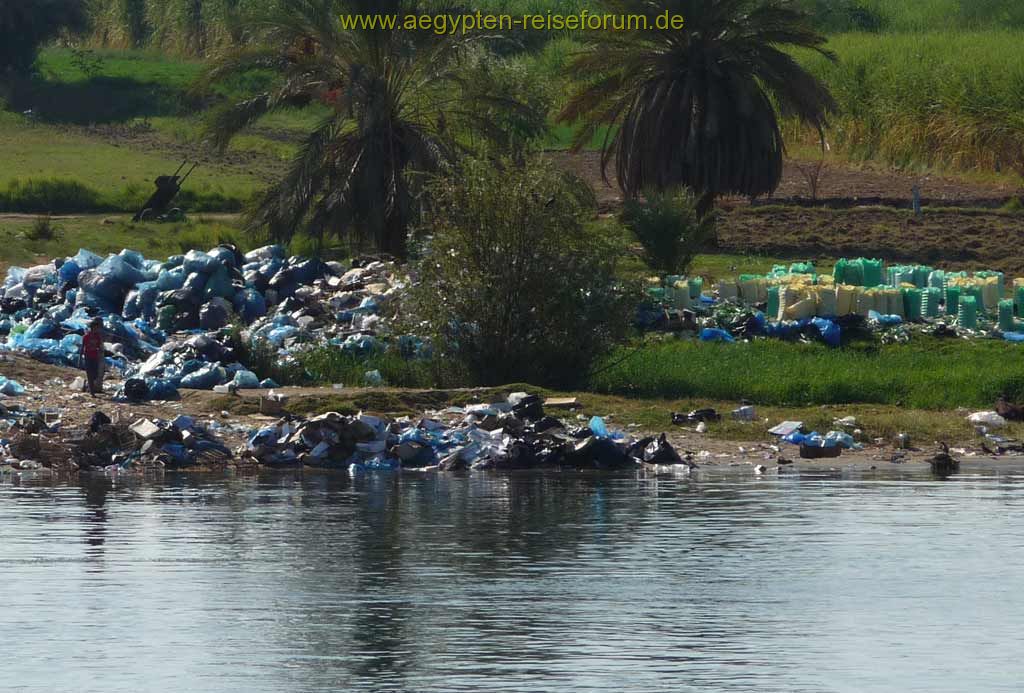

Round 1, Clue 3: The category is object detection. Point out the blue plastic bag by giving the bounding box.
[700,328,736,343]
[232,288,267,323]
[868,310,903,327]
[73,249,103,271]
[811,317,842,348]
[180,365,226,390]
[156,267,186,291]
[0,377,26,396]
[183,250,220,275]
[58,260,82,285]
[232,370,260,389]
[96,254,147,287]
[589,416,610,439]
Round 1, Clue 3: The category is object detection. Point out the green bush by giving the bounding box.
[23,214,61,241]
[410,156,637,387]
[621,188,715,276]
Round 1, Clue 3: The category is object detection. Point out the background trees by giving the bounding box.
[559,0,837,217]
[0,0,88,75]
[201,0,542,259]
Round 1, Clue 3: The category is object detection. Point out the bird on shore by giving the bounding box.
[996,396,1024,423]
[929,443,960,476]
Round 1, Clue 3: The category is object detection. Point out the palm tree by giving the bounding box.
[558,0,837,218]
[201,0,520,258]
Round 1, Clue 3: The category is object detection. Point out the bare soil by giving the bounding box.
[551,151,1024,274]
[718,206,1024,275]
[550,150,1021,210]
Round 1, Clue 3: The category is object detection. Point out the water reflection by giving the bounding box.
[3,468,1024,692]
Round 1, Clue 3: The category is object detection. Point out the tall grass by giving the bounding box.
[590,337,1024,410]
[792,31,1024,174]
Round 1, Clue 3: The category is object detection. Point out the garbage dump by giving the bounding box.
[0,402,237,473]
[243,394,695,472]
[642,257,1024,346]
[0,246,415,395]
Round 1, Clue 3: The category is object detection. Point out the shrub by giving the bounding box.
[620,188,715,276]
[410,156,636,388]
[23,214,61,241]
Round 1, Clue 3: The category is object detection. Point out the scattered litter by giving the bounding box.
[967,411,1007,429]
[732,406,756,422]
[672,409,721,425]
[769,421,803,437]
[545,397,580,410]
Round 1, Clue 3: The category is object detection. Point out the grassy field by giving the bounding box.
[792,31,1024,173]
[0,214,247,271]
[5,27,1024,216]
[0,48,309,214]
[590,337,1024,411]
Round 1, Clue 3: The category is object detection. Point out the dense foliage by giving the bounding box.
[0,0,87,74]
[621,189,715,276]
[559,0,837,215]
[410,158,636,387]
[201,0,542,258]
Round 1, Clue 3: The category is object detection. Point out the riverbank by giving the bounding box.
[1,353,1013,480]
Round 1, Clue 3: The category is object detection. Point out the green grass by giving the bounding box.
[0,214,249,271]
[590,337,1024,411]
[0,112,260,209]
[689,253,831,284]
[0,48,326,213]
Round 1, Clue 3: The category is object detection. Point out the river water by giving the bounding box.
[3,466,1023,692]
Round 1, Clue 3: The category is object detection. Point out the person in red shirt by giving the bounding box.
[80,317,105,396]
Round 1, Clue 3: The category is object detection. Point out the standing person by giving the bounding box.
[80,317,106,397]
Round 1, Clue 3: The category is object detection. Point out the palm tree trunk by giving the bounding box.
[696,190,718,249]
[695,190,715,220]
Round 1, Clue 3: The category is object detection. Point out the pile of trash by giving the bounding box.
[1,402,71,471]
[243,393,694,472]
[765,419,863,460]
[0,404,237,473]
[0,246,414,398]
[642,257,1024,346]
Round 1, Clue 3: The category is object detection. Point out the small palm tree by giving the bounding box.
[201,0,522,258]
[559,0,837,217]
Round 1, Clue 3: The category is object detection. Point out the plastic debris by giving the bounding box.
[243,396,689,472]
[0,377,26,396]
[769,421,803,437]
[1,247,420,392]
[967,411,1007,429]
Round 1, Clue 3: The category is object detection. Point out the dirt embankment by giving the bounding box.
[0,353,989,476]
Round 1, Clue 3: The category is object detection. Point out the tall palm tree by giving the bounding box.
[558,0,837,217]
[201,0,518,258]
